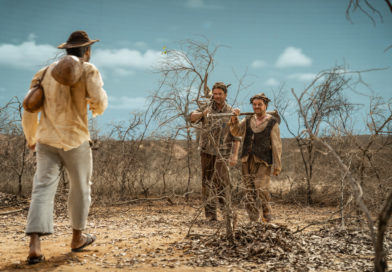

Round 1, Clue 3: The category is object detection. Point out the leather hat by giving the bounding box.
[57,30,99,49]
[51,55,83,86]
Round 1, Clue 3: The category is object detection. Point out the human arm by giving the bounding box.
[271,123,282,176]
[22,111,39,150]
[229,139,241,167]
[229,109,246,137]
[85,64,108,117]
[22,68,47,150]
[189,108,209,123]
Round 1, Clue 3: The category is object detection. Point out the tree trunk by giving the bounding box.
[186,126,192,201]
[375,191,392,272]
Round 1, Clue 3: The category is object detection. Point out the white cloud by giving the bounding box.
[109,96,146,110]
[251,59,267,69]
[288,73,317,82]
[0,35,165,73]
[113,68,134,77]
[276,47,312,68]
[185,0,223,9]
[265,78,280,87]
[0,36,58,70]
[94,48,165,70]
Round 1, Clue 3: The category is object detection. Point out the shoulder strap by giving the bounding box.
[38,66,49,83]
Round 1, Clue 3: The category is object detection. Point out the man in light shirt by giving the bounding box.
[22,31,107,264]
[230,93,282,223]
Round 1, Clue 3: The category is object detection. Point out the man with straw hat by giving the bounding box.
[230,93,282,223]
[22,30,107,264]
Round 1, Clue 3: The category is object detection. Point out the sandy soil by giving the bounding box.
[0,198,389,271]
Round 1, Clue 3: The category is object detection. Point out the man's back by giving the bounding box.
[23,60,107,151]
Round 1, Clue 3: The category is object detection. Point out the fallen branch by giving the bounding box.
[112,195,174,206]
[0,206,28,215]
[293,217,345,234]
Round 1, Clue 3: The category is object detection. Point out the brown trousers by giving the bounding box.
[242,155,271,221]
[200,152,231,220]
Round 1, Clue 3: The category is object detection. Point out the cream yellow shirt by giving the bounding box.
[22,61,108,151]
[230,114,282,173]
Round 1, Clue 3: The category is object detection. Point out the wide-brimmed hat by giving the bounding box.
[57,30,99,49]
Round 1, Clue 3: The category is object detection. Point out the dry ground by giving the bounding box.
[0,196,391,272]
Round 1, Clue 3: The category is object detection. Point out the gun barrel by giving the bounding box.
[206,110,280,124]
[207,112,254,118]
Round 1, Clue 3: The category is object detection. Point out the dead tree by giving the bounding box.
[375,191,392,272]
[346,0,392,25]
[290,67,392,272]
[150,38,217,199]
[150,38,239,240]
[275,66,353,204]
[0,97,30,196]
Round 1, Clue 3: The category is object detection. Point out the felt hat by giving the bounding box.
[57,30,99,49]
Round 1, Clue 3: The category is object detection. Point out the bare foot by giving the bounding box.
[28,233,42,258]
[71,229,85,249]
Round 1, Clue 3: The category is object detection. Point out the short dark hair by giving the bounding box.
[66,45,90,57]
[250,93,271,107]
[212,82,231,94]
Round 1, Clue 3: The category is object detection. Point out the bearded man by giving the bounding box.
[230,93,281,222]
[190,82,241,221]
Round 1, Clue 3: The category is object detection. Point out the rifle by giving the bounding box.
[207,110,281,124]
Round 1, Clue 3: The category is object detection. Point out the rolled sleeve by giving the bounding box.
[229,117,246,138]
[22,111,39,146]
[271,123,282,173]
[22,68,46,146]
[85,64,108,117]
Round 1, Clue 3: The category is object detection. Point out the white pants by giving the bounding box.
[26,141,92,235]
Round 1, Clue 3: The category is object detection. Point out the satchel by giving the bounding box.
[23,66,49,113]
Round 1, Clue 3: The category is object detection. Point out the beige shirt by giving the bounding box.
[22,61,108,151]
[191,101,241,156]
[230,114,282,172]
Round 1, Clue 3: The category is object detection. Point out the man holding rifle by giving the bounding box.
[230,93,282,223]
[190,82,241,221]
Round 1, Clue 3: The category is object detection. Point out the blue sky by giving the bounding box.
[0,0,391,137]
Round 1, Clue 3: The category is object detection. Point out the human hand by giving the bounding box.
[28,144,36,151]
[229,154,238,167]
[203,108,210,117]
[231,108,240,123]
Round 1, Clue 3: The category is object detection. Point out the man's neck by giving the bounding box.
[214,101,225,111]
[255,112,267,119]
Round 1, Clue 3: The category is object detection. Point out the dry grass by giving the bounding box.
[0,135,390,213]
